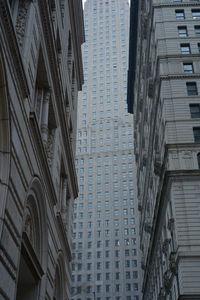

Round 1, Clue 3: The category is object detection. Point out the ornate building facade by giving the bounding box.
[0,0,84,299]
[128,0,200,299]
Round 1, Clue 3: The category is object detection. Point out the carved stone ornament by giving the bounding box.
[24,213,34,245]
[162,238,171,255]
[45,129,55,168]
[169,252,178,275]
[163,270,172,295]
[167,218,175,231]
[16,0,30,48]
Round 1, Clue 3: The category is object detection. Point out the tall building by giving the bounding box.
[71,0,141,300]
[0,1,84,299]
[127,0,200,299]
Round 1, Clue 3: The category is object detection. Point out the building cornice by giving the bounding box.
[0,1,29,98]
[153,2,200,9]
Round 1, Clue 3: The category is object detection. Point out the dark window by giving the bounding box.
[186,82,198,95]
[198,43,200,53]
[180,43,191,54]
[192,9,200,19]
[197,153,200,168]
[193,127,200,142]
[194,25,200,36]
[175,9,185,19]
[178,26,187,37]
[183,63,193,73]
[190,104,200,118]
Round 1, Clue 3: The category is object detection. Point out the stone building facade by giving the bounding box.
[128,0,200,299]
[0,0,84,299]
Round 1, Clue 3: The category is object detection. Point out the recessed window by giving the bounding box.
[193,127,200,142]
[194,25,200,36]
[180,43,191,54]
[198,43,200,53]
[186,82,198,96]
[175,9,185,20]
[178,26,187,37]
[192,9,200,19]
[197,153,200,168]
[190,104,200,118]
[183,63,193,73]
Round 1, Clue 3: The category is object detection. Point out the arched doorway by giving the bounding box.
[16,177,48,300]
[0,50,10,235]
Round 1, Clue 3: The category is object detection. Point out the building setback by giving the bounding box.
[0,1,84,299]
[71,0,141,300]
[128,0,200,299]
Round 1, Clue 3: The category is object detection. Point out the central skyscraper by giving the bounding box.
[71,1,141,299]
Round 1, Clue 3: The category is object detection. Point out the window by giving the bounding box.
[178,26,187,37]
[187,82,198,95]
[198,43,200,53]
[190,104,200,118]
[194,25,200,36]
[106,285,110,292]
[175,9,185,20]
[197,153,200,168]
[105,261,110,269]
[192,9,200,19]
[180,43,191,54]
[193,127,200,142]
[183,63,193,73]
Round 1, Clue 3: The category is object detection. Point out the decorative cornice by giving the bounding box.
[153,2,200,9]
[0,1,29,98]
[160,73,200,81]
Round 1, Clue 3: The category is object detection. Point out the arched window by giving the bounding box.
[16,178,47,300]
[197,153,200,169]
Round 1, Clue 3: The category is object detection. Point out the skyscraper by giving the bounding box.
[71,0,141,300]
[127,0,200,299]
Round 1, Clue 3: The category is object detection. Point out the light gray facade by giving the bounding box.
[128,0,200,299]
[71,1,141,300]
[0,1,84,299]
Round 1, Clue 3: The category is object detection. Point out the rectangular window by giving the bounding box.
[192,9,200,19]
[178,26,187,37]
[190,104,200,118]
[194,25,200,36]
[186,82,198,95]
[183,63,193,73]
[180,43,191,54]
[198,43,200,53]
[175,9,185,19]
